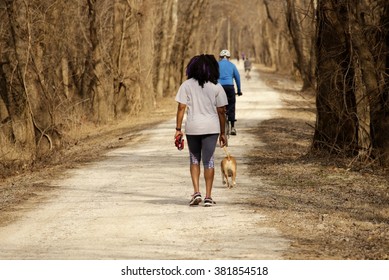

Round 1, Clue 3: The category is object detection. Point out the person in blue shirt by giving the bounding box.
[218,49,242,135]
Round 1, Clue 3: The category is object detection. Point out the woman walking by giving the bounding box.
[175,54,228,207]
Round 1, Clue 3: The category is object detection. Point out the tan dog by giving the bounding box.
[221,147,237,188]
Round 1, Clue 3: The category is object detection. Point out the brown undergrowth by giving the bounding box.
[248,70,389,259]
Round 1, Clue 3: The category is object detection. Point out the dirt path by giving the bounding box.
[0,62,289,259]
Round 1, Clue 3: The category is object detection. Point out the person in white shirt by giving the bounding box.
[175,54,228,207]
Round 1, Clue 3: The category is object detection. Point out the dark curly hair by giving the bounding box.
[185,54,219,87]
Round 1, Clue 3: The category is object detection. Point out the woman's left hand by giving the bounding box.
[219,134,227,147]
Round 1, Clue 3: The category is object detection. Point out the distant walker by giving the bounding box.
[244,57,252,80]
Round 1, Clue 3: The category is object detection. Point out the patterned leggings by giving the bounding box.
[186,134,219,168]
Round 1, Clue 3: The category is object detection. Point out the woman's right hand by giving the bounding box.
[174,130,183,139]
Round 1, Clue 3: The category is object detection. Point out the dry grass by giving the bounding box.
[248,70,389,259]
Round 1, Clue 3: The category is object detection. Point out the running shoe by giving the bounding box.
[203,197,216,207]
[189,192,202,206]
[231,128,237,135]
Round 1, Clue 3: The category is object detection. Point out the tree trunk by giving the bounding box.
[370,0,389,165]
[137,1,156,109]
[313,0,389,164]
[86,0,114,123]
[155,0,178,99]
[112,0,131,117]
[2,0,36,163]
[285,0,315,90]
[313,0,358,154]
[346,5,375,160]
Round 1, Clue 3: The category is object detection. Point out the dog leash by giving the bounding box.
[223,146,231,160]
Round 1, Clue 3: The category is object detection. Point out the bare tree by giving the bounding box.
[1,0,37,163]
[313,0,389,165]
[0,0,208,168]
[285,0,316,89]
[313,0,358,155]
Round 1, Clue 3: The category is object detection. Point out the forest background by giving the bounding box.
[1,0,389,171]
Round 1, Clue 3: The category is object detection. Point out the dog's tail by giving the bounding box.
[223,146,231,160]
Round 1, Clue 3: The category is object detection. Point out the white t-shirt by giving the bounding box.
[175,78,228,135]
